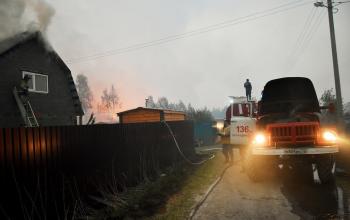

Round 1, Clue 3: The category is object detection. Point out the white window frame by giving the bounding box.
[22,71,49,94]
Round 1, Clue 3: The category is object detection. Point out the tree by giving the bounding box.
[76,74,93,113]
[184,103,213,122]
[188,107,214,122]
[157,97,169,109]
[176,100,187,112]
[146,96,156,108]
[186,103,195,119]
[320,88,336,106]
[146,95,214,122]
[211,107,227,119]
[100,85,121,112]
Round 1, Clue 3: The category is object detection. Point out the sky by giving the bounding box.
[44,0,350,112]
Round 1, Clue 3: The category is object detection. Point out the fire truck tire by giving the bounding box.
[316,154,335,184]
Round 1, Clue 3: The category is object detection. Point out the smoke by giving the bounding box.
[0,0,55,41]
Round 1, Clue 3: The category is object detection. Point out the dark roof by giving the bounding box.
[0,32,33,55]
[117,107,185,116]
[0,32,84,116]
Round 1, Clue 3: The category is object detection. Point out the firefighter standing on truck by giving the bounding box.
[244,79,252,101]
[218,120,233,164]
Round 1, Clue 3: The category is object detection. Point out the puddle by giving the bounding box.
[281,174,349,219]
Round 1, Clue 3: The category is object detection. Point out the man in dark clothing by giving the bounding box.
[19,75,31,103]
[244,79,252,101]
[218,121,233,164]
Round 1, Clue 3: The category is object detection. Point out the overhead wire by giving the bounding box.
[333,1,350,6]
[287,8,327,72]
[285,6,317,71]
[67,0,313,64]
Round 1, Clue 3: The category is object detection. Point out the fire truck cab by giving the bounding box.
[246,77,339,184]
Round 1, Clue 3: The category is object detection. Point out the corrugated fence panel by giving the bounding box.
[0,129,4,169]
[12,128,20,169]
[5,128,12,166]
[0,121,194,219]
[27,128,34,169]
[19,127,27,170]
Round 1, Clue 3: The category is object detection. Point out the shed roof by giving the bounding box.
[0,31,84,116]
[117,107,185,116]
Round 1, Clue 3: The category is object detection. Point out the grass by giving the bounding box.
[88,150,224,219]
[146,151,224,220]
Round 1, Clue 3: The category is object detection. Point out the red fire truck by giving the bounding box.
[245,77,338,184]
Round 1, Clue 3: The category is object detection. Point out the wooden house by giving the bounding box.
[117,107,185,124]
[0,32,83,127]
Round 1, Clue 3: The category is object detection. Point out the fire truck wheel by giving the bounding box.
[316,154,335,184]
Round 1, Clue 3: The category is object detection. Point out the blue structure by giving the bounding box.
[193,122,217,146]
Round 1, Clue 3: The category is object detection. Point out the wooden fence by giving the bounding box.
[0,121,195,219]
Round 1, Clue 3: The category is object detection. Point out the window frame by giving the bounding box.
[22,71,49,94]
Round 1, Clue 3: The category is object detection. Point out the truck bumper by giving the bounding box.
[252,146,338,156]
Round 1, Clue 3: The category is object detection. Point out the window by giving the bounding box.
[22,71,49,93]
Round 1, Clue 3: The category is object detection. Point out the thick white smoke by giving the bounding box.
[0,0,55,41]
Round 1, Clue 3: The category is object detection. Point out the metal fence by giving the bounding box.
[0,121,194,219]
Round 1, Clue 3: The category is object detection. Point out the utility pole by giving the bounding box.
[315,0,344,123]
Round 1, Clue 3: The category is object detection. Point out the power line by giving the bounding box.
[286,6,317,69]
[68,0,310,64]
[286,7,320,72]
[67,0,312,64]
[300,9,326,49]
[288,8,326,71]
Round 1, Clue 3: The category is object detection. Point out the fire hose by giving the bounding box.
[162,120,215,165]
[162,120,231,219]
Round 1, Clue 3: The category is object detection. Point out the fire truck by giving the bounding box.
[215,96,257,163]
[245,77,338,184]
[224,96,257,146]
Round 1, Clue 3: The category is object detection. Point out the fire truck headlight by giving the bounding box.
[322,130,337,142]
[253,133,267,145]
[216,122,224,130]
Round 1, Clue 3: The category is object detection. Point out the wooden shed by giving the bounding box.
[117,107,186,124]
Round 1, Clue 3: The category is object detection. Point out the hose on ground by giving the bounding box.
[162,120,215,165]
[189,164,231,219]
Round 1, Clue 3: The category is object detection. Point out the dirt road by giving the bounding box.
[192,151,349,220]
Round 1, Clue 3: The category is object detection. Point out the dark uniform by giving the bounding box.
[218,122,233,163]
[19,75,31,103]
[244,79,252,101]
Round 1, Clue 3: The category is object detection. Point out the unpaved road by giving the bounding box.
[193,151,349,220]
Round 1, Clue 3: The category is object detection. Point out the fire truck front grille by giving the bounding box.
[268,122,319,146]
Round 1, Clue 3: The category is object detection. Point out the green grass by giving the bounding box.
[147,152,224,220]
[89,151,224,219]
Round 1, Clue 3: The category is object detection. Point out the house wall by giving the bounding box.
[121,110,161,123]
[120,109,185,124]
[0,37,78,127]
[164,113,185,121]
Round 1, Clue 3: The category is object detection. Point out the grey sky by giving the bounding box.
[46,0,350,110]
